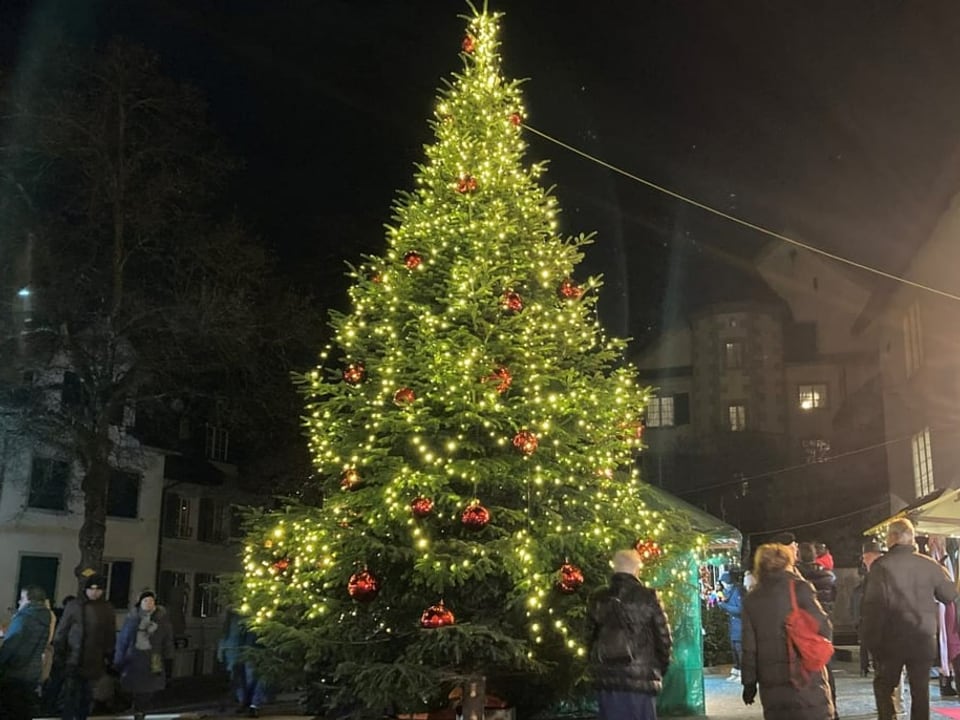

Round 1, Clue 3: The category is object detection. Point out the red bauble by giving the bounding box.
[456,175,478,194]
[341,468,361,491]
[342,362,365,385]
[393,387,416,406]
[461,501,491,530]
[272,557,291,573]
[482,366,512,394]
[635,539,663,562]
[347,569,380,603]
[512,430,538,455]
[509,112,523,127]
[370,272,383,284]
[421,600,456,628]
[462,34,476,53]
[403,251,423,270]
[556,563,584,594]
[411,496,435,518]
[558,278,584,300]
[501,291,524,313]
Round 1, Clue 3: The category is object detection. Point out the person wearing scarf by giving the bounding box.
[114,591,174,720]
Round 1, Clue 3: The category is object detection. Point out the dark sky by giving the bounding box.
[3,1,960,340]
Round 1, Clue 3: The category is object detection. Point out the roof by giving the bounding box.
[639,482,742,550]
[862,487,960,538]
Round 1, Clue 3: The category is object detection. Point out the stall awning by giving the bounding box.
[863,488,960,538]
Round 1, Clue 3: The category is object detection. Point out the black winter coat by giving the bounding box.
[860,543,958,660]
[742,570,834,720]
[586,573,672,694]
[797,562,836,613]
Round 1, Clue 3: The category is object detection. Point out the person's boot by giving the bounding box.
[940,674,957,697]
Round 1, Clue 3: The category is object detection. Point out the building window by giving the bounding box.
[106,470,140,519]
[912,427,934,498]
[158,570,189,616]
[197,498,225,543]
[205,425,229,462]
[646,396,675,427]
[798,384,828,410]
[163,493,192,539]
[728,404,746,431]
[102,559,133,610]
[903,302,923,377]
[28,458,70,511]
[229,506,246,539]
[192,573,222,618]
[724,341,744,370]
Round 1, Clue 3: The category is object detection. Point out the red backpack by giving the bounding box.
[785,578,834,684]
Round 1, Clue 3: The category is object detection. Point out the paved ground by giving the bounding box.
[38,653,960,719]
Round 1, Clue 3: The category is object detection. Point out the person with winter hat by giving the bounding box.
[114,590,174,720]
[55,573,117,720]
[717,570,745,683]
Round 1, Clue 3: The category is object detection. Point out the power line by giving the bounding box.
[747,500,890,538]
[525,125,960,304]
[674,432,913,497]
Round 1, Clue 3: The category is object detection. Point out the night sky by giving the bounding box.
[3,1,960,341]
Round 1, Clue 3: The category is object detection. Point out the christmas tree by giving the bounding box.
[240,6,700,716]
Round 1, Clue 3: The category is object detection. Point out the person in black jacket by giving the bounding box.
[586,548,672,720]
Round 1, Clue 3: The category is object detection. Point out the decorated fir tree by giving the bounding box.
[240,6,701,716]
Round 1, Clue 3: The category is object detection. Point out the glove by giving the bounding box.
[742,684,757,705]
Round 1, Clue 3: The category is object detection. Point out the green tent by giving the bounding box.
[640,484,742,717]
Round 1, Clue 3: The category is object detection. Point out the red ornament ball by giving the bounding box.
[461,501,491,531]
[635,539,663,562]
[403,251,423,270]
[462,34,476,53]
[393,387,416,406]
[558,278,584,300]
[342,362,365,385]
[456,175,478,194]
[556,563,585,594]
[411,496,435,518]
[501,291,524,313]
[512,429,539,456]
[509,112,523,127]
[347,569,380,603]
[421,600,456,628]
[341,468,361,491]
[370,272,383,284]
[272,557,291,573]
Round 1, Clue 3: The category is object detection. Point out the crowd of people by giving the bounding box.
[585,518,959,720]
[0,574,268,720]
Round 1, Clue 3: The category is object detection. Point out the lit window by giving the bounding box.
[646,396,675,428]
[798,384,828,410]
[903,302,923,377]
[724,341,743,370]
[911,428,934,498]
[728,404,746,431]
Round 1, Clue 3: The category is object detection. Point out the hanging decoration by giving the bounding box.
[271,557,291,574]
[342,362,366,385]
[393,387,416,406]
[410,496,435,518]
[341,468,361,491]
[635,539,663,563]
[347,569,380,603]
[500,291,524,313]
[403,251,423,270]
[462,34,476,53]
[420,600,456,628]
[556,562,584,594]
[461,500,491,530]
[456,175,478,194]
[512,429,538,455]
[558,278,584,300]
[509,111,523,127]
[482,366,512,394]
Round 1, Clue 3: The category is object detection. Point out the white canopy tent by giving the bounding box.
[864,488,960,538]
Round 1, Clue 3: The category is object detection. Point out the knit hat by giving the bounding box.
[138,590,157,604]
[84,574,107,590]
